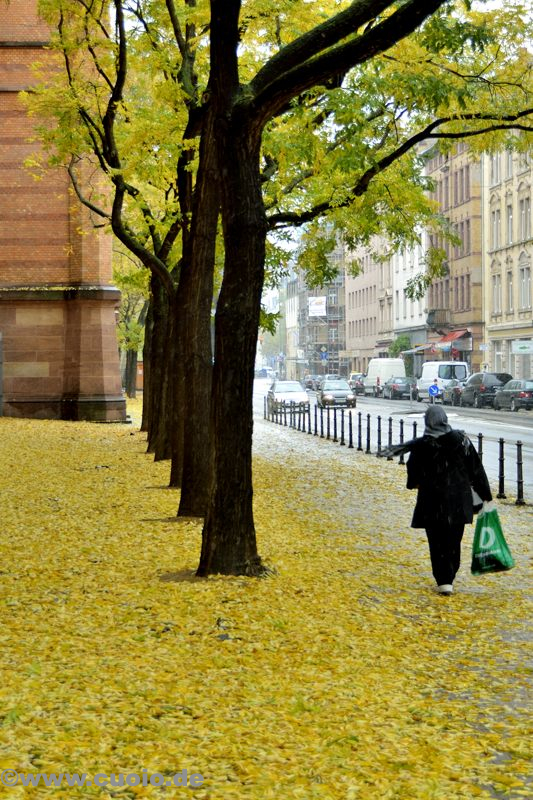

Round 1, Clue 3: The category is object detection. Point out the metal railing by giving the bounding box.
[264,400,528,506]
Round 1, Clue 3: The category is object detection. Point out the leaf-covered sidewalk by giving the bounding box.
[0,403,531,799]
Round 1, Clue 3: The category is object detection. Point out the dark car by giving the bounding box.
[348,372,365,394]
[304,374,320,390]
[442,378,465,406]
[316,379,356,408]
[267,380,310,414]
[460,372,513,408]
[493,379,533,412]
[382,376,418,400]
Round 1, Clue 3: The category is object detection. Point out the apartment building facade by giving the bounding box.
[344,241,384,374]
[274,144,532,382]
[422,144,484,371]
[483,149,533,378]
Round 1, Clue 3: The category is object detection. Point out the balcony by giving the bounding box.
[426,308,451,327]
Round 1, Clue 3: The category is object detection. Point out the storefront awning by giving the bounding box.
[435,329,472,352]
[437,329,470,343]
[401,343,434,354]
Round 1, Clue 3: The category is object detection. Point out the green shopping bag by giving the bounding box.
[471,503,515,575]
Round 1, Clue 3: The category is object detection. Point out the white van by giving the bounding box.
[364,358,405,396]
[417,361,470,401]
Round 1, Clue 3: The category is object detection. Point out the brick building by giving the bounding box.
[0,0,125,420]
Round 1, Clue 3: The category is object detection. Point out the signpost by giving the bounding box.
[429,382,440,404]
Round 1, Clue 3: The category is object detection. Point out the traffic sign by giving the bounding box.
[429,384,440,397]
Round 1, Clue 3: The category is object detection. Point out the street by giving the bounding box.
[253,379,533,502]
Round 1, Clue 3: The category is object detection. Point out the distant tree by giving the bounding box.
[389,334,413,375]
[113,250,149,399]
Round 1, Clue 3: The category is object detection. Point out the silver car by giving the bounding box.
[267,380,310,413]
[316,379,356,408]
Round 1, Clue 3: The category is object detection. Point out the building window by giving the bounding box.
[490,153,501,185]
[507,271,514,312]
[492,274,502,313]
[464,165,470,200]
[491,209,501,249]
[519,265,531,309]
[453,277,459,311]
[519,197,531,241]
[506,203,513,244]
[505,150,513,179]
[465,274,471,309]
[518,151,531,173]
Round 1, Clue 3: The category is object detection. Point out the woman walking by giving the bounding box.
[382,405,492,595]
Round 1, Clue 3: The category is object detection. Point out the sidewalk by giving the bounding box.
[0,407,530,799]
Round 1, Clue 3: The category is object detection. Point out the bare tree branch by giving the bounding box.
[267,109,533,229]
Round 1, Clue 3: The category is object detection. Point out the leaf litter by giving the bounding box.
[0,400,530,799]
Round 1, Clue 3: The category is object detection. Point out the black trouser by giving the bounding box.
[425,524,465,585]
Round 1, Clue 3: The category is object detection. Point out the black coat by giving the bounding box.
[406,430,492,529]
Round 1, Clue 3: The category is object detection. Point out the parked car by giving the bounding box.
[255,367,275,379]
[442,379,465,406]
[314,373,340,391]
[363,358,405,396]
[348,372,366,394]
[493,379,533,411]
[382,376,418,400]
[267,380,310,413]
[417,360,470,402]
[460,372,513,408]
[316,379,356,408]
[304,374,320,390]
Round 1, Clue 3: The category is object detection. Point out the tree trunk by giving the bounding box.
[145,275,173,462]
[124,349,137,398]
[140,295,153,433]
[197,121,266,575]
[175,104,219,517]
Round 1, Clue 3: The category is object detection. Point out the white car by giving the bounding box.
[267,381,310,413]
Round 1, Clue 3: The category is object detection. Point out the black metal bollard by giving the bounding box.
[477,433,483,462]
[348,410,353,449]
[357,412,363,451]
[326,408,331,440]
[340,409,345,446]
[333,408,338,443]
[387,417,393,461]
[307,405,312,434]
[516,441,525,505]
[497,438,506,499]
[399,419,405,465]
[366,413,371,453]
[320,406,324,438]
[314,405,318,436]
[377,415,382,454]
[412,421,417,439]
